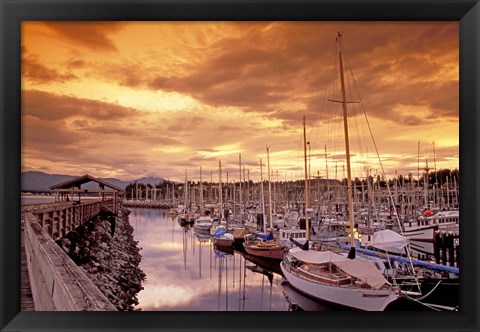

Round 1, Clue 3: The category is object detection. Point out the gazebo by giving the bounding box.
[49,174,124,215]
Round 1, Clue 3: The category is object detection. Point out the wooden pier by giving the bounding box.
[20,229,35,311]
[20,174,124,311]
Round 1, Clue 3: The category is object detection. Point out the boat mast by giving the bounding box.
[336,32,355,247]
[266,146,273,230]
[200,166,204,215]
[239,154,243,224]
[325,145,329,214]
[219,160,223,220]
[184,169,188,211]
[433,141,438,207]
[303,116,310,241]
[260,158,266,233]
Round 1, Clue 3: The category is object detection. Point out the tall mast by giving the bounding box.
[260,159,266,233]
[324,145,329,196]
[433,141,438,206]
[336,32,355,247]
[446,175,450,208]
[266,147,273,230]
[200,166,204,215]
[248,170,251,203]
[239,154,243,223]
[232,179,236,221]
[184,169,188,210]
[218,160,223,220]
[424,160,430,209]
[417,141,420,183]
[303,116,310,241]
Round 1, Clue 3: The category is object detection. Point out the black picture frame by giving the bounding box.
[1,0,479,331]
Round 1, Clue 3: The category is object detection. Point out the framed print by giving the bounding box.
[1,0,479,331]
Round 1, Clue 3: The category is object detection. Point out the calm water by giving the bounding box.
[21,195,56,205]
[129,207,296,311]
[127,208,448,311]
[20,197,335,311]
[20,198,444,310]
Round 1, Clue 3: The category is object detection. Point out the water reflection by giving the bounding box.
[130,207,291,311]
[129,208,420,311]
[21,203,423,311]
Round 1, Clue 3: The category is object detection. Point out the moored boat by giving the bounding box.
[212,227,234,247]
[281,32,404,312]
[243,232,285,260]
[178,212,195,224]
[281,248,401,311]
[279,228,307,249]
[193,216,213,232]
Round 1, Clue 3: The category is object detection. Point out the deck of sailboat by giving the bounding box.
[296,264,352,286]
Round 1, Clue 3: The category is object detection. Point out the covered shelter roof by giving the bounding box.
[49,174,124,192]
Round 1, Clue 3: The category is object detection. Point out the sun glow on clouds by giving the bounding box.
[152,146,188,154]
[200,143,243,158]
[24,80,198,114]
[22,21,459,181]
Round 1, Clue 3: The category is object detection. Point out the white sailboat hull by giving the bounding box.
[194,223,211,231]
[280,262,399,311]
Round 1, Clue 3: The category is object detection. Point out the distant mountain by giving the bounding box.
[21,171,166,193]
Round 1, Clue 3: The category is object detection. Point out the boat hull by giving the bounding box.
[280,262,399,311]
[402,225,436,242]
[194,224,211,231]
[243,242,285,260]
[214,242,234,255]
[213,237,234,247]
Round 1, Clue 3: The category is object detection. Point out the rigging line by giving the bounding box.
[400,290,456,311]
[315,58,337,162]
[325,40,340,164]
[345,74,363,171]
[406,279,443,302]
[343,44,368,169]
[312,37,339,150]
[401,294,442,311]
[346,51,422,293]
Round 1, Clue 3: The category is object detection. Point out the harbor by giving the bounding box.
[128,206,459,311]
[19,22,460,312]
[21,189,460,311]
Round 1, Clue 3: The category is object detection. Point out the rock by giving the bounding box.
[61,207,145,311]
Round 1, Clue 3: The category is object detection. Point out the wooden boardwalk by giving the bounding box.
[21,229,35,311]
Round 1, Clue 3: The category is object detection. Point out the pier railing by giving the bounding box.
[23,210,116,310]
[21,200,118,310]
[23,200,111,240]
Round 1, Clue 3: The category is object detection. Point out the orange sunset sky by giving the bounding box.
[21,22,459,182]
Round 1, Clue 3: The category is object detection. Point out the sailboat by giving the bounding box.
[243,149,285,260]
[280,32,401,311]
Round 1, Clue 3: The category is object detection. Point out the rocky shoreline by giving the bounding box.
[58,206,146,311]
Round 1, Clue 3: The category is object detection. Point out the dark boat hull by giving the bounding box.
[242,242,285,260]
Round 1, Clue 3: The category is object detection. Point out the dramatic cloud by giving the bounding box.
[21,22,459,181]
[40,22,127,52]
[23,90,139,121]
[22,47,78,84]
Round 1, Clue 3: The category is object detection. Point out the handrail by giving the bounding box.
[23,212,116,311]
[23,201,107,240]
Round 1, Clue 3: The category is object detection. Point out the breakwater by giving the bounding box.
[123,200,174,209]
[58,207,145,310]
